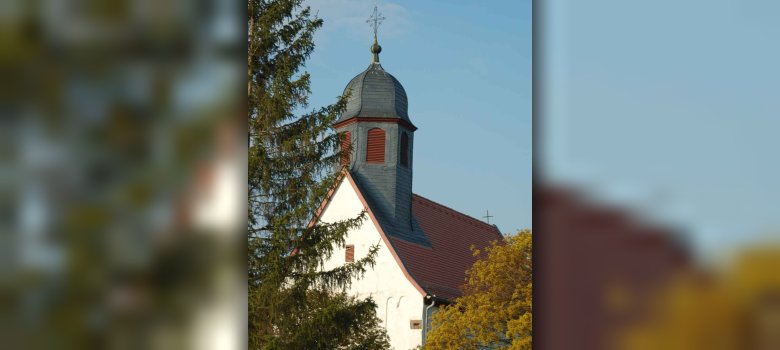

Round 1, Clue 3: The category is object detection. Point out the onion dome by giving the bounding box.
[337,41,409,123]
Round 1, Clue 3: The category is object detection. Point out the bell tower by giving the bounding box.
[334,19,417,231]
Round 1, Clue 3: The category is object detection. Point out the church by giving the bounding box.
[313,33,503,349]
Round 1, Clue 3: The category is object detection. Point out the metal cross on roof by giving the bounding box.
[366,0,385,40]
[483,210,494,224]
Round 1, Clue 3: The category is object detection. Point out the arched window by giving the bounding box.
[400,133,409,167]
[340,131,351,166]
[366,128,385,163]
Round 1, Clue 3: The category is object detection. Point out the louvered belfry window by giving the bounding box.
[340,131,351,166]
[366,128,385,163]
[345,245,355,263]
[400,133,409,167]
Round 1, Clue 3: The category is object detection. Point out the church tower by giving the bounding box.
[334,34,417,232]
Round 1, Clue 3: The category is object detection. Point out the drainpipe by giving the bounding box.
[422,294,436,345]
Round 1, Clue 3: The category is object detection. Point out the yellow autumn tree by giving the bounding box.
[425,230,532,350]
[619,245,780,350]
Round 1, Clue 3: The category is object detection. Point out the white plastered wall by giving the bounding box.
[318,176,424,350]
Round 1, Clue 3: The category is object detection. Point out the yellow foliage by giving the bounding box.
[619,245,780,350]
[425,230,532,350]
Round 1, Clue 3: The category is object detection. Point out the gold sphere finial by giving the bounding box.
[371,37,382,63]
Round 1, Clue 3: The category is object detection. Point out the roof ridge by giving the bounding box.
[355,65,372,117]
[389,74,404,119]
[385,66,397,118]
[412,193,500,234]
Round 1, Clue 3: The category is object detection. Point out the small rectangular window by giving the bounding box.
[410,320,423,329]
[345,244,354,263]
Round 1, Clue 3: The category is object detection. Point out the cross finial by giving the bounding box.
[366,0,385,63]
[367,0,385,40]
[483,210,494,224]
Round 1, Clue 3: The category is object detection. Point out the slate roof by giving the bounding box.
[390,194,504,301]
[338,63,409,123]
[350,175,431,247]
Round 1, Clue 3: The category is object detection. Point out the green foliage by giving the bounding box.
[425,231,532,350]
[248,0,389,348]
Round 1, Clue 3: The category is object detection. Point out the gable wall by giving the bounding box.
[318,176,425,350]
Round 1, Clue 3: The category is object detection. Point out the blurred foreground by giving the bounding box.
[536,185,780,350]
[536,0,780,347]
[3,1,245,349]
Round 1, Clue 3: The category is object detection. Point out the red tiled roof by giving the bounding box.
[389,194,504,301]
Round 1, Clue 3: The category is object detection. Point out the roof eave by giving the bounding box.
[334,116,417,131]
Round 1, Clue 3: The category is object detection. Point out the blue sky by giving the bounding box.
[303,0,532,234]
[540,0,780,260]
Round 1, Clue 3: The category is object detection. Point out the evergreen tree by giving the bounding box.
[248,0,390,349]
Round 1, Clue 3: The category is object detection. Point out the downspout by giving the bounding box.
[422,294,436,345]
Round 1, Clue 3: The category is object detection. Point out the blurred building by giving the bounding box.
[535,185,690,350]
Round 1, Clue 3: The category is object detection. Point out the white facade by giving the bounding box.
[318,175,425,350]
